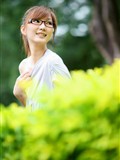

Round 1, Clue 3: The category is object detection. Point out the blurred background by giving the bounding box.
[0,0,120,105]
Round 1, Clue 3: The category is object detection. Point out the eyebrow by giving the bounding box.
[44,17,52,20]
[34,17,52,20]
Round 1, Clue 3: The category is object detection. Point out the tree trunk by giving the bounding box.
[89,0,120,64]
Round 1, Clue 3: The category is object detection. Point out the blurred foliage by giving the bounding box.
[0,0,107,105]
[0,59,120,160]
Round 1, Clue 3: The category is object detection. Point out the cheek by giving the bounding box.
[46,34,53,42]
[26,25,36,36]
[26,29,36,40]
[47,29,54,39]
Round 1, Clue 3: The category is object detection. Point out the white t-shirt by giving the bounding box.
[26,49,71,110]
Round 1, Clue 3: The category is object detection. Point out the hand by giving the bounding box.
[13,71,32,106]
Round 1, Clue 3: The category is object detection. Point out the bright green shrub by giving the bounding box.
[0,59,120,160]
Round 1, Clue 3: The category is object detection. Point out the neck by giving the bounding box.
[29,44,47,64]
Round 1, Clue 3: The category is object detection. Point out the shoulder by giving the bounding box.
[19,58,28,74]
[44,49,71,79]
[47,49,63,65]
[47,49,70,75]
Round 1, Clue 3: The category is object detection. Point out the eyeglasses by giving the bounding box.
[28,19,54,28]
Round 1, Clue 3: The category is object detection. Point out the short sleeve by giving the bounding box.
[50,56,71,85]
[19,60,25,75]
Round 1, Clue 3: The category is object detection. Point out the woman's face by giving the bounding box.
[21,15,54,45]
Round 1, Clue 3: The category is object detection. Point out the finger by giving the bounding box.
[20,72,31,79]
[21,72,31,76]
[25,77,32,81]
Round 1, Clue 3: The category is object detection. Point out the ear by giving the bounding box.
[20,25,26,35]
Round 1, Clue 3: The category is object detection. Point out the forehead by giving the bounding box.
[28,8,52,20]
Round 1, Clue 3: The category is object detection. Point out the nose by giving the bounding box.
[39,22,46,30]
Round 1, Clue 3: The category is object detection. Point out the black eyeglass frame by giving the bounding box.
[28,19,54,28]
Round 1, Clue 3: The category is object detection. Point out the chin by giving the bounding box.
[34,38,47,43]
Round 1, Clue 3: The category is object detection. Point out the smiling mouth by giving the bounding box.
[36,33,47,38]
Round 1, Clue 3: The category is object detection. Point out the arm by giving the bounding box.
[13,59,31,106]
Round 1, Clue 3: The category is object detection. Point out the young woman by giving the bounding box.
[13,6,71,110]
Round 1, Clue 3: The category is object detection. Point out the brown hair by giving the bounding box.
[21,6,57,56]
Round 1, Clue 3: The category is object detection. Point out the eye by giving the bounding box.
[32,19,40,24]
[46,21,53,25]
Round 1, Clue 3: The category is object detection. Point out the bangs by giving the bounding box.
[28,7,52,20]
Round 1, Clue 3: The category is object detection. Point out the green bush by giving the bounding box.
[0,59,120,160]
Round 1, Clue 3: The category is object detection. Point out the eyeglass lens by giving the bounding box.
[29,19,53,28]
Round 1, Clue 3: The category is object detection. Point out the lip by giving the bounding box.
[36,32,47,37]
